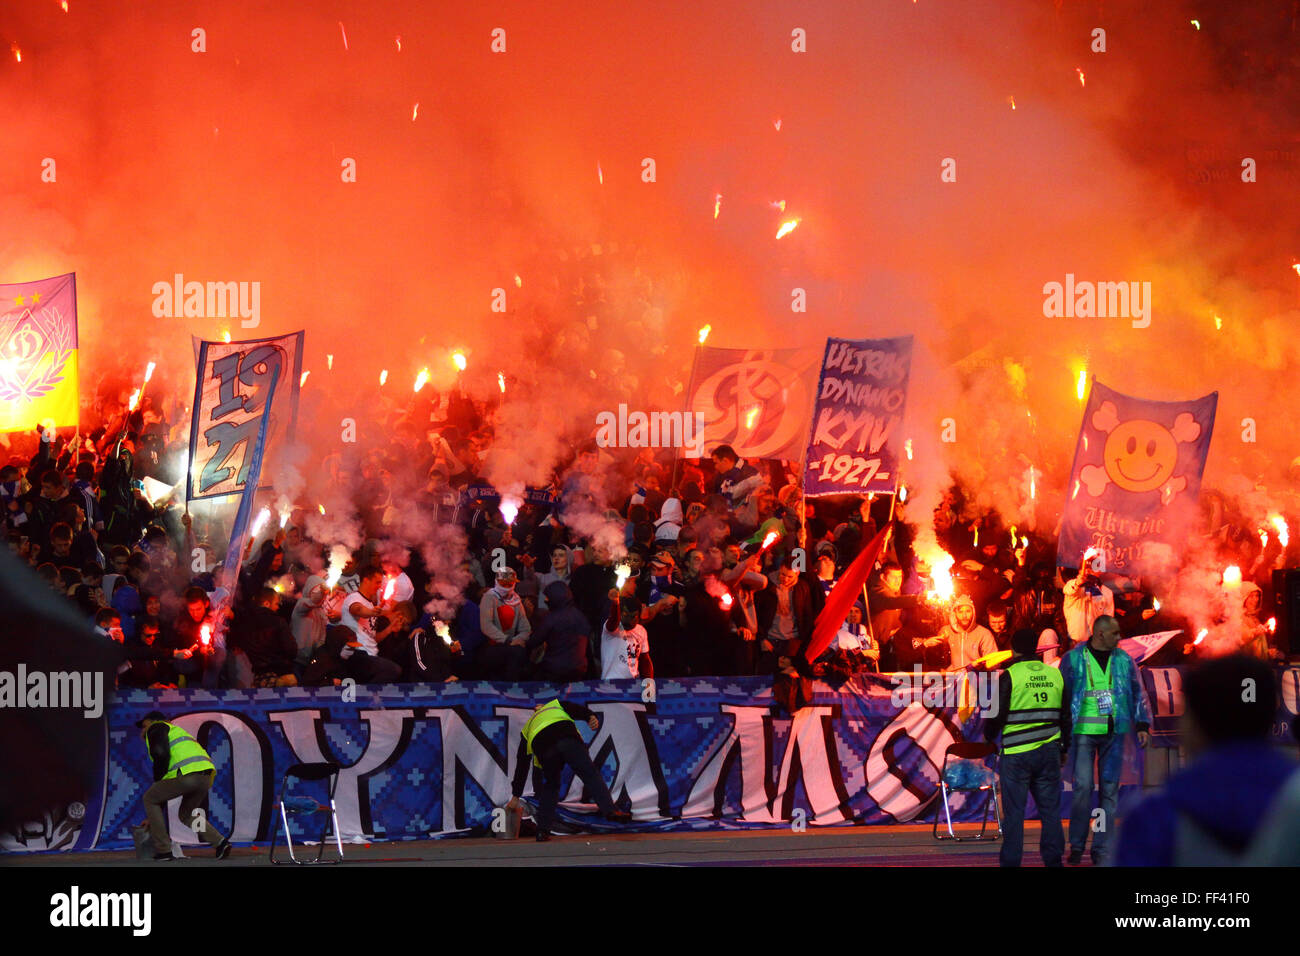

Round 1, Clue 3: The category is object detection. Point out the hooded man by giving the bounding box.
[526,580,590,682]
[290,574,329,672]
[1238,582,1274,660]
[940,594,998,669]
[653,497,684,546]
[477,566,531,679]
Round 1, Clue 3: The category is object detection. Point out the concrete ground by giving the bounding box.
[3,821,1086,867]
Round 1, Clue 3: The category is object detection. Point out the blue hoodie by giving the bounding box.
[1114,741,1298,866]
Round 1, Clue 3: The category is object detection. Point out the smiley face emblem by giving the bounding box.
[1078,401,1202,504]
[1103,419,1178,492]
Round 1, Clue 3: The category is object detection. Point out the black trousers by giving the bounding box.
[999,742,1065,867]
[532,736,617,834]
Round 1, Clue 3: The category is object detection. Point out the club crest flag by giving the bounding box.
[0,273,79,432]
[1058,379,1217,577]
[686,346,821,461]
[187,331,303,501]
[803,336,912,496]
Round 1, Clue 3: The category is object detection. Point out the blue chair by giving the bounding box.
[269,762,344,864]
[932,742,1001,841]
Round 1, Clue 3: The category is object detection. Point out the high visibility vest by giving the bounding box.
[159,722,215,778]
[1002,661,1065,754]
[521,700,574,768]
[1076,649,1114,736]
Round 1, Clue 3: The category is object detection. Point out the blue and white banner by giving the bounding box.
[803,336,912,497]
[5,669,1294,852]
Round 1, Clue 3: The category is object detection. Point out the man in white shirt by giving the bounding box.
[601,588,653,680]
[340,564,402,683]
[1063,548,1115,649]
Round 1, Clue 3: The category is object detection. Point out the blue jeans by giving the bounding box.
[999,742,1064,867]
[1069,732,1122,861]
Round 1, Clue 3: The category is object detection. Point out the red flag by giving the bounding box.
[804,524,890,663]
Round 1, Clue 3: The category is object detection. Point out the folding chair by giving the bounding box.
[269,762,344,864]
[932,742,1001,841]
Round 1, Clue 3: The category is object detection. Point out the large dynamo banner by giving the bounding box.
[685,346,821,461]
[804,336,912,496]
[1058,379,1217,576]
[0,272,79,432]
[2,668,1295,852]
[187,331,303,501]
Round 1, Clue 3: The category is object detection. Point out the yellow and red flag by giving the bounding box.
[0,273,79,432]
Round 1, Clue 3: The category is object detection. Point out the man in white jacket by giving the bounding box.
[1063,548,1114,650]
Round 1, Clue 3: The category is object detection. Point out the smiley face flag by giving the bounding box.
[1058,379,1217,578]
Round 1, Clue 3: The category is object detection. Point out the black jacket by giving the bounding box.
[510,701,595,796]
[526,582,589,678]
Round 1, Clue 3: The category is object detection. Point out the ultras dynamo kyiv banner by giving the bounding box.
[187,331,303,501]
[1058,379,1217,576]
[0,273,79,432]
[804,336,912,496]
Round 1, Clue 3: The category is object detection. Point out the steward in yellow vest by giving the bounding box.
[982,629,1070,867]
[137,710,231,861]
[505,699,632,842]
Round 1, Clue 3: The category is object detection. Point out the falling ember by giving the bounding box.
[1021,536,1028,549]
[395,35,402,52]
[500,496,520,525]
[1194,628,1208,646]
[773,118,782,131]
[973,526,980,547]
[326,353,334,370]
[614,563,631,590]
[1076,369,1087,401]
[1083,434,1090,451]
[713,193,722,220]
[898,485,908,503]
[144,361,157,383]
[62,1,69,11]
[11,43,21,64]
[1293,263,1300,277]
[1076,67,1085,88]
[1008,95,1016,110]
[745,405,761,429]
[379,369,388,386]
[1270,515,1289,547]
[770,199,787,213]
[1214,314,1223,330]
[1071,479,1080,500]
[597,161,603,185]
[338,21,349,51]
[1010,525,1017,547]
[1030,469,1037,500]
[317,504,326,515]
[904,438,913,461]
[222,329,231,343]
[452,351,467,372]
[413,368,429,393]
[1223,565,1243,587]
[300,370,310,387]
[775,218,801,240]
[514,274,522,287]
[412,102,419,121]
[497,371,506,393]
[1190,19,1201,30]
[697,325,711,345]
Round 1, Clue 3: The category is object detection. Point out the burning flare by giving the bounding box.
[1269,515,1289,548]
[497,371,506,393]
[326,353,334,370]
[500,496,520,525]
[250,507,271,538]
[413,368,429,393]
[435,620,452,644]
[614,563,631,590]
[924,552,955,604]
[1222,565,1242,588]
[713,193,722,220]
[379,369,389,386]
[760,530,781,551]
[300,370,310,387]
[697,325,711,345]
[775,218,801,240]
[1076,368,1087,401]
[452,350,467,372]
